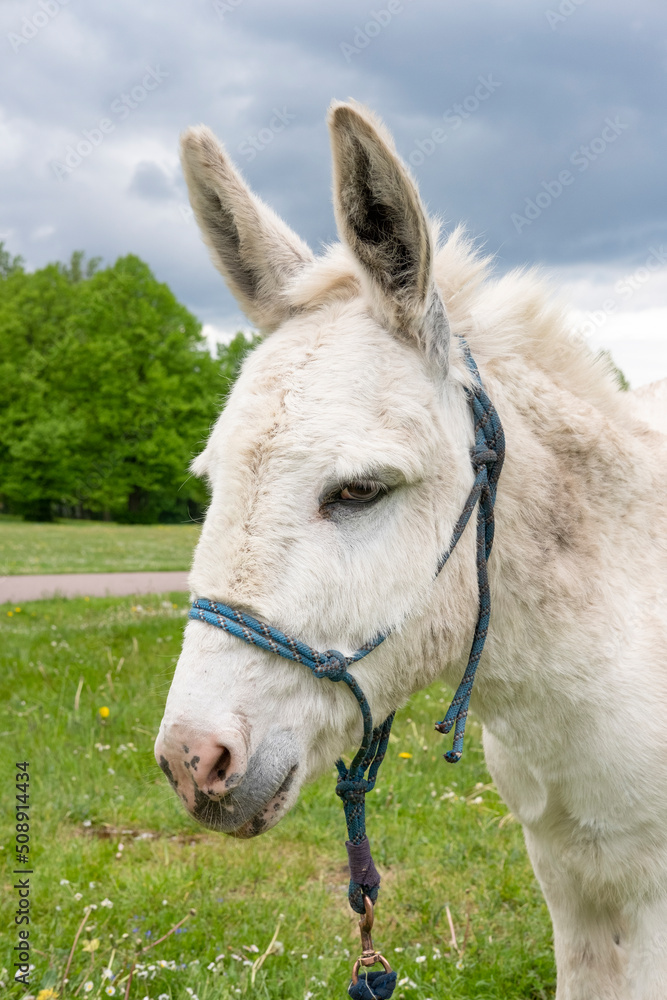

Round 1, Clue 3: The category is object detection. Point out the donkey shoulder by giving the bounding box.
[629,378,667,435]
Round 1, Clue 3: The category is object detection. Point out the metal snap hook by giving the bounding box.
[350,895,393,984]
[350,953,393,986]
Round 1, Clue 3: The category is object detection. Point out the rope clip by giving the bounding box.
[350,896,392,984]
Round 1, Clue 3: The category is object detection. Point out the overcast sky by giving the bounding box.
[2,0,666,386]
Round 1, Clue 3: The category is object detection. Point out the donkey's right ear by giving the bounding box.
[328,101,449,369]
[180,126,313,332]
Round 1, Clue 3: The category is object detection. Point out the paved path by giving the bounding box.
[1,571,189,604]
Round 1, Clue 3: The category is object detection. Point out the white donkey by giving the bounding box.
[155,101,667,999]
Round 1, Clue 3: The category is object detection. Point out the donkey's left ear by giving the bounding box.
[181,125,313,332]
[328,100,450,368]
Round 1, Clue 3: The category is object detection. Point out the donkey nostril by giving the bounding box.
[206,746,232,787]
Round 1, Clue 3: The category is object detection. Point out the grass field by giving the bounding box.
[0,594,556,1000]
[0,519,199,575]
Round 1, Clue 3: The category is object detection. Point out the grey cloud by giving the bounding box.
[1,0,666,329]
[129,161,178,201]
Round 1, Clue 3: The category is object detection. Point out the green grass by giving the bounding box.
[0,519,199,575]
[0,595,556,999]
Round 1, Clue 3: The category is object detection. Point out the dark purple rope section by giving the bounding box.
[346,836,382,890]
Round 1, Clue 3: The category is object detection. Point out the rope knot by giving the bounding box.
[470,445,497,470]
[336,776,371,804]
[314,648,348,680]
[348,968,397,999]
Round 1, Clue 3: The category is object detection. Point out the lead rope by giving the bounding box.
[189,340,504,999]
[433,346,505,760]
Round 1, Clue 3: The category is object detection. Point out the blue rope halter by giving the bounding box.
[188,340,504,997]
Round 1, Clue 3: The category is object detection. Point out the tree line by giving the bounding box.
[0,244,257,522]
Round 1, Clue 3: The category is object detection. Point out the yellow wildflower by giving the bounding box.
[37,990,59,1000]
[99,706,110,719]
[82,938,100,952]
[398,752,412,759]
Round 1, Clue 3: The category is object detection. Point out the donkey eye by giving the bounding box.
[338,481,385,503]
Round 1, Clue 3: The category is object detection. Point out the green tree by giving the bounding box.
[0,242,24,278]
[57,249,102,284]
[218,330,261,404]
[0,249,257,522]
[598,349,630,391]
[0,256,82,520]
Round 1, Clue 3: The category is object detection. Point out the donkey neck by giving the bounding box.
[440,353,648,750]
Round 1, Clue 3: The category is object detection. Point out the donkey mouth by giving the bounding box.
[190,732,301,837]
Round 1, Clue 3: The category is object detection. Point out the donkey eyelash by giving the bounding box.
[321,479,389,508]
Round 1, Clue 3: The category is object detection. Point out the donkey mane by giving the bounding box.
[287,223,624,418]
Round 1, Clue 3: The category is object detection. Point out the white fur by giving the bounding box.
[159,103,667,998]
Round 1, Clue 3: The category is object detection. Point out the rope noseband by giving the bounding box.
[189,341,504,998]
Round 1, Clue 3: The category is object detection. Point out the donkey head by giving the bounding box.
[155,102,477,837]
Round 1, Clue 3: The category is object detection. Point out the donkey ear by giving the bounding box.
[328,101,449,366]
[180,125,313,332]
